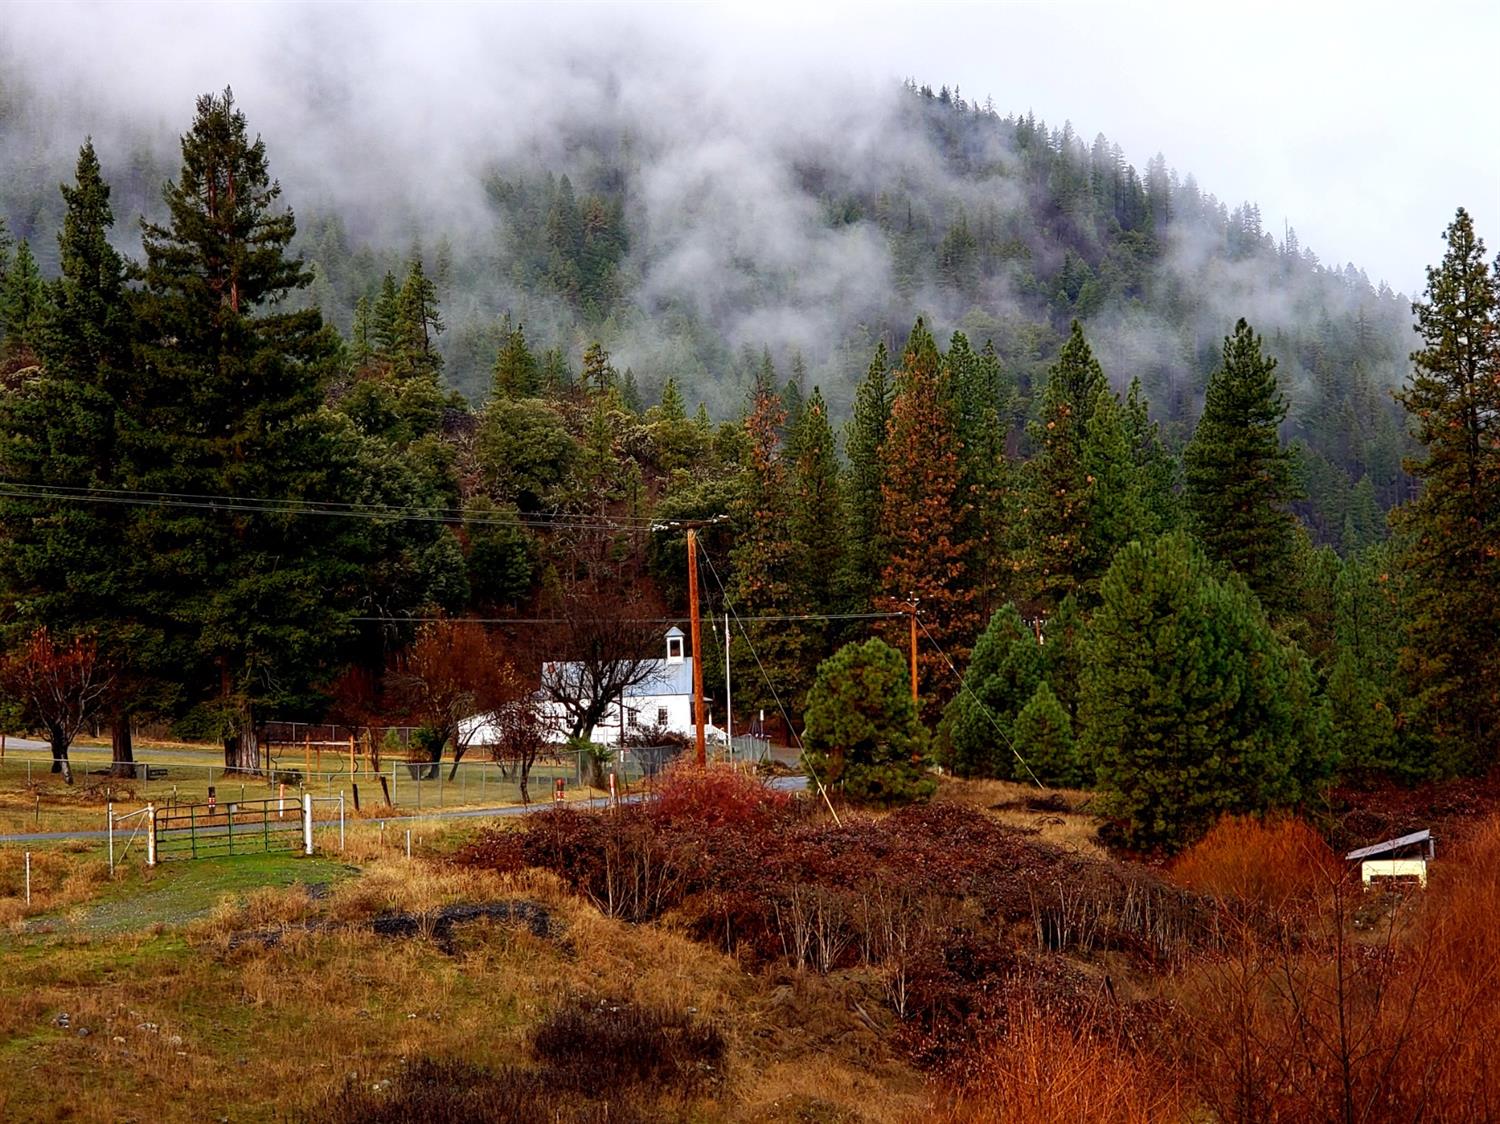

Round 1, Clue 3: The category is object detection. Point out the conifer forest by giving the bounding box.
[1,7,1499,1120]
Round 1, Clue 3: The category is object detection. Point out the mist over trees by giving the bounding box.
[1,67,1413,550]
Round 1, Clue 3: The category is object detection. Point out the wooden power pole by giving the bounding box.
[688,530,707,766]
[909,601,919,706]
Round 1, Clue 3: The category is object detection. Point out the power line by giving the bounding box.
[0,480,673,531]
[348,610,908,625]
[915,614,1044,790]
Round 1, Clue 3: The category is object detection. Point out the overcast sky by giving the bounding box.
[6,0,1496,296]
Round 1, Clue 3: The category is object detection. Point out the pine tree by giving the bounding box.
[349,295,373,368]
[130,89,380,771]
[581,341,617,395]
[1080,532,1317,850]
[1392,207,1500,771]
[842,342,891,613]
[0,142,145,774]
[0,239,47,357]
[492,324,539,398]
[1123,376,1178,531]
[878,319,979,716]
[802,638,933,806]
[789,387,844,666]
[949,333,1013,612]
[1182,318,1300,617]
[727,383,816,710]
[1021,321,1116,609]
[938,602,1042,778]
[392,258,444,379]
[1012,681,1081,787]
[371,271,400,359]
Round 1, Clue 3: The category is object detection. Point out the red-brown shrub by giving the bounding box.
[925,1002,1189,1124]
[647,764,797,831]
[1168,813,1340,915]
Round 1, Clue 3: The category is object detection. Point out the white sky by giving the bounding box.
[7,0,1497,296]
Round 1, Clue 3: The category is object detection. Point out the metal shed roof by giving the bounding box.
[1345,829,1432,862]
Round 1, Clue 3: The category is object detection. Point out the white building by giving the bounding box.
[539,626,704,745]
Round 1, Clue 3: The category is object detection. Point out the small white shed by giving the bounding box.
[1345,829,1434,889]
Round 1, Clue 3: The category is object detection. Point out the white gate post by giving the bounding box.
[107,803,115,876]
[339,792,345,852]
[145,804,157,867]
[301,793,314,855]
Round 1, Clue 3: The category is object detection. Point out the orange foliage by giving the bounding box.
[1168,813,1340,914]
[926,1003,1188,1124]
[1172,813,1500,1122]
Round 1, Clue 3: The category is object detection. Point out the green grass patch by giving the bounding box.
[24,852,354,936]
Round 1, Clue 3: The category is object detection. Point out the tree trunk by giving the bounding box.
[218,665,260,774]
[48,725,72,784]
[110,711,135,778]
[222,705,260,773]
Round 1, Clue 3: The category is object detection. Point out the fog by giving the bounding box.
[1,2,1490,414]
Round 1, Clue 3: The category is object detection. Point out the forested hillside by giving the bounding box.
[3,86,1497,848]
[0,75,1410,547]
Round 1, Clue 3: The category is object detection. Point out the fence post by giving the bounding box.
[391,762,397,808]
[145,804,157,867]
[302,793,314,855]
[24,852,30,905]
[107,803,115,876]
[339,792,345,852]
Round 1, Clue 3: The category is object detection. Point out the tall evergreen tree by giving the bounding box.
[842,342,892,613]
[949,333,1013,612]
[878,319,979,716]
[727,383,816,711]
[130,89,379,771]
[1021,321,1125,609]
[1392,208,1500,771]
[0,142,145,773]
[0,239,47,358]
[371,271,400,359]
[1080,532,1320,850]
[789,387,844,665]
[392,257,444,379]
[492,324,540,399]
[1123,376,1178,532]
[1182,318,1300,617]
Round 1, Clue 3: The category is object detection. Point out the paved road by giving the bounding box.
[0,774,809,845]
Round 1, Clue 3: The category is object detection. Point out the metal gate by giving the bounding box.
[151,797,304,861]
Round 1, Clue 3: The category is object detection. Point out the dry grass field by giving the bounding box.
[4,768,1500,1122]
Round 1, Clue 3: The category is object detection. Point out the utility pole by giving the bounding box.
[687,530,707,766]
[724,611,733,760]
[909,600,919,706]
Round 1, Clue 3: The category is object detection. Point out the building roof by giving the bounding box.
[1345,829,1432,862]
[541,656,695,699]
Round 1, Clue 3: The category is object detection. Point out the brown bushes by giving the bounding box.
[1170,812,1500,1123]
[313,996,723,1123]
[531,995,726,1096]
[927,1002,1188,1124]
[457,767,1199,1068]
[314,1057,642,1124]
[1169,813,1341,915]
